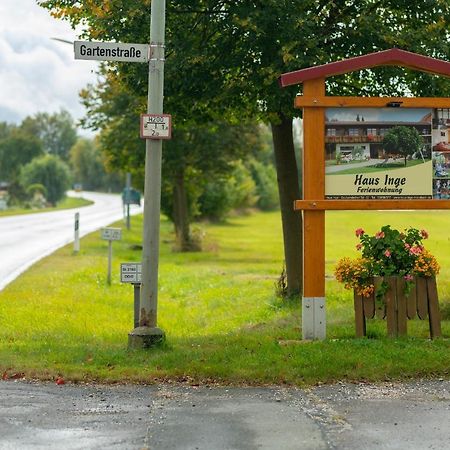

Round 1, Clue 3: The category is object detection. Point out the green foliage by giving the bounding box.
[20,110,77,160]
[249,159,279,211]
[383,126,423,165]
[69,137,122,191]
[0,130,44,200]
[0,196,93,218]
[335,225,440,297]
[197,161,257,221]
[0,111,79,203]
[0,132,43,182]
[359,226,428,276]
[20,154,71,205]
[38,0,450,288]
[226,161,258,211]
[25,183,47,197]
[197,179,233,222]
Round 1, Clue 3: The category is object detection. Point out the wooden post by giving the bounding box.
[302,78,326,340]
[416,277,428,319]
[385,277,398,337]
[374,277,386,319]
[354,292,366,337]
[427,277,442,338]
[363,290,375,319]
[396,277,408,336]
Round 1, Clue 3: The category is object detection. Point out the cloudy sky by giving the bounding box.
[0,0,98,131]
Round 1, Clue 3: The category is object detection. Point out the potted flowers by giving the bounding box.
[335,225,441,338]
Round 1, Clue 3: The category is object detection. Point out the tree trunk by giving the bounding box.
[172,169,192,251]
[271,114,303,296]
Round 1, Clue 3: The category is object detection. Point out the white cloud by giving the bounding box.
[0,0,98,132]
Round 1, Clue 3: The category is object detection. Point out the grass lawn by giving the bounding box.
[330,159,426,175]
[0,196,93,217]
[0,210,449,386]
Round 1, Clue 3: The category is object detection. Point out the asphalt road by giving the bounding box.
[0,191,142,290]
[0,379,449,449]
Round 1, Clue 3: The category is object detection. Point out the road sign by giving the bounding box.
[101,227,122,241]
[120,263,142,284]
[74,41,149,63]
[140,114,172,140]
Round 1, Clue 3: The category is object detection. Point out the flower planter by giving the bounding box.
[354,276,442,338]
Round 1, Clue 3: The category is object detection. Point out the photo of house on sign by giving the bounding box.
[324,107,434,199]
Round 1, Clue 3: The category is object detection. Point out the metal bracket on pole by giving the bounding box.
[302,297,326,340]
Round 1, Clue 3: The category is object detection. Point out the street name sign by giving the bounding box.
[120,263,142,284]
[101,227,122,241]
[74,41,149,63]
[140,114,172,140]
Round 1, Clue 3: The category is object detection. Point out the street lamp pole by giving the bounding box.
[128,0,166,348]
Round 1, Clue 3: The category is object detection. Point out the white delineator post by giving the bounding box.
[74,212,80,253]
[128,0,166,348]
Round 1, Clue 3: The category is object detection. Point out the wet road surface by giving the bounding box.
[0,379,449,449]
[0,191,142,290]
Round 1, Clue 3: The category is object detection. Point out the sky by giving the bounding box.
[0,0,98,132]
[326,108,432,123]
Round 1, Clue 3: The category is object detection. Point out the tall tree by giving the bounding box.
[20,110,78,160]
[19,154,71,205]
[383,126,423,166]
[0,130,43,199]
[39,0,450,294]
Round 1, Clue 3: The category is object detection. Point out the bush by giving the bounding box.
[250,160,279,211]
[20,155,71,205]
[198,162,257,221]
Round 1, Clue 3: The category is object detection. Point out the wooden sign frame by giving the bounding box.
[279,48,450,340]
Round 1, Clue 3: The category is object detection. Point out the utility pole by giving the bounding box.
[128,0,166,348]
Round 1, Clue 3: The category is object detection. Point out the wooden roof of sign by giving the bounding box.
[279,48,450,87]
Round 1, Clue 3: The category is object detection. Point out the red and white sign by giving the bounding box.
[140,114,172,140]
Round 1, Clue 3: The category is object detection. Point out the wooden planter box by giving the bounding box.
[354,276,442,338]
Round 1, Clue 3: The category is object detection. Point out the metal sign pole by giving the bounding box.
[107,240,113,285]
[128,0,166,348]
[133,284,141,328]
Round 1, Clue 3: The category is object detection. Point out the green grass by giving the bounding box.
[0,196,93,217]
[330,159,426,175]
[0,210,449,386]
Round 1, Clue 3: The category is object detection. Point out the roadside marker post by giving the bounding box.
[74,212,80,253]
[101,227,122,285]
[120,263,142,328]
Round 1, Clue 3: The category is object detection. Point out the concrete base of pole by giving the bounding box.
[128,326,165,349]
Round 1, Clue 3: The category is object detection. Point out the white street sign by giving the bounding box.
[101,227,122,241]
[121,263,142,284]
[140,114,172,140]
[74,41,149,63]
